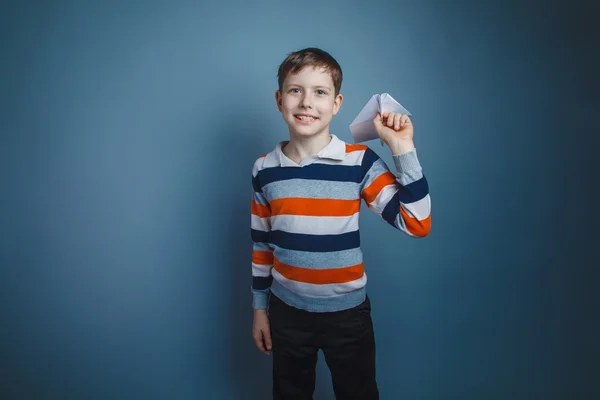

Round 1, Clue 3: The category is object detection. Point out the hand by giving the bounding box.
[373,112,415,154]
[252,309,272,355]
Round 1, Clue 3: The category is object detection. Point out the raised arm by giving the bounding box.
[360,112,431,237]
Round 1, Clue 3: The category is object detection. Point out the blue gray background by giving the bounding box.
[1,0,599,398]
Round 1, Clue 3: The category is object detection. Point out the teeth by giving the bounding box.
[297,115,315,121]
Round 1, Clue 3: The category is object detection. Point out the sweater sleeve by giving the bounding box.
[250,159,274,309]
[359,148,431,237]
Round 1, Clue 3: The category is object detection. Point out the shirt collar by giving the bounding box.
[263,134,346,168]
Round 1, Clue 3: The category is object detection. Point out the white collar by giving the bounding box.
[263,134,346,168]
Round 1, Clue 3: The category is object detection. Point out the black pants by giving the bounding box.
[268,293,379,400]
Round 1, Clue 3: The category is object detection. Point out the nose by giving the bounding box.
[300,93,313,109]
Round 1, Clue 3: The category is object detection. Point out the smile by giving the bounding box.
[295,115,318,122]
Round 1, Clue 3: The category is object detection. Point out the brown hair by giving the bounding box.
[277,48,343,96]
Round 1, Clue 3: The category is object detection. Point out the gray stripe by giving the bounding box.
[254,192,269,205]
[253,242,272,252]
[264,178,360,200]
[392,150,423,185]
[271,280,367,312]
[361,159,390,190]
[272,245,363,269]
[251,286,270,309]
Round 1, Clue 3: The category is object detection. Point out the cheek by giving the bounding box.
[325,105,336,116]
[316,102,333,114]
[283,99,297,112]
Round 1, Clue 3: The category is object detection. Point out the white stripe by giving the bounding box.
[252,263,273,277]
[369,185,399,214]
[271,213,359,235]
[272,268,367,296]
[252,156,266,176]
[401,194,431,221]
[251,214,270,231]
[312,149,366,166]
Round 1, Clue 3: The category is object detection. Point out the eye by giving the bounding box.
[289,88,300,93]
[316,89,327,95]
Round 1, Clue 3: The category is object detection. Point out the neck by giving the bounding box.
[283,131,332,163]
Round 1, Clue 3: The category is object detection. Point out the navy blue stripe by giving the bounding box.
[269,230,360,252]
[251,229,270,243]
[361,148,379,181]
[252,175,262,193]
[258,164,362,187]
[253,276,273,290]
[382,191,400,228]
[397,176,429,203]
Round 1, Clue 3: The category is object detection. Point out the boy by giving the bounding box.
[250,48,431,399]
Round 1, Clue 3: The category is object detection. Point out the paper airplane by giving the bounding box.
[349,93,412,144]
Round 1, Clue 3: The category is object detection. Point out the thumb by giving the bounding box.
[373,112,383,128]
[264,330,272,350]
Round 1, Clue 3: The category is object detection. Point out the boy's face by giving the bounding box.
[275,66,343,139]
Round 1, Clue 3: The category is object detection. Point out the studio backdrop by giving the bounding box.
[1,0,598,398]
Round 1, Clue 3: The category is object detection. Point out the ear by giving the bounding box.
[332,93,343,116]
[275,90,283,112]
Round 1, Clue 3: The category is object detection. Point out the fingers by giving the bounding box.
[253,332,265,353]
[383,113,411,131]
[374,113,412,131]
[393,113,402,130]
[400,114,411,127]
[253,328,272,355]
[386,112,395,128]
[264,329,272,353]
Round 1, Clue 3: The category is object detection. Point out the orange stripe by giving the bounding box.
[362,171,396,205]
[274,258,364,285]
[400,207,431,237]
[251,200,271,218]
[252,250,274,265]
[345,143,368,153]
[270,198,360,217]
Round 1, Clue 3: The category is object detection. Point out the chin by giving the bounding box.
[292,129,326,138]
[291,123,327,136]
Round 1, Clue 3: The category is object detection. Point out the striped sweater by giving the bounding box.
[250,134,431,312]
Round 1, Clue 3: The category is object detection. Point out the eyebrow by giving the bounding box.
[285,83,332,90]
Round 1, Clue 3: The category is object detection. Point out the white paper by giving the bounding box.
[349,93,412,144]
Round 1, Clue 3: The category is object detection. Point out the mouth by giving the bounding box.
[294,114,319,123]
